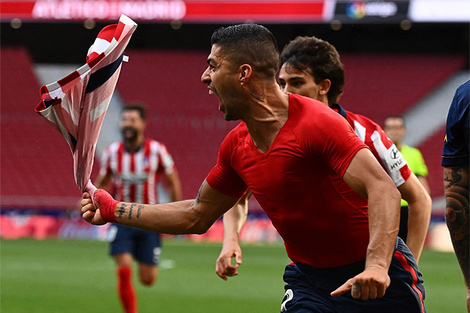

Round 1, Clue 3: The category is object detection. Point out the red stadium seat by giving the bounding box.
[1,48,466,211]
[1,47,81,209]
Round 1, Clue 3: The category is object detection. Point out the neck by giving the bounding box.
[244,87,289,154]
[125,136,144,151]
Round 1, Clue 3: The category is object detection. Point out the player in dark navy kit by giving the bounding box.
[81,24,426,313]
[95,103,182,313]
[442,80,469,312]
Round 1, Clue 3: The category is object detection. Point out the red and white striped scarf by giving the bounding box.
[35,14,137,195]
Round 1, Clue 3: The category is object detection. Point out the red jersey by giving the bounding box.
[100,138,175,204]
[332,103,411,187]
[207,94,371,268]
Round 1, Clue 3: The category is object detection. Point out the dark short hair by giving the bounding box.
[280,36,345,105]
[211,24,280,79]
[122,103,146,120]
[385,115,406,128]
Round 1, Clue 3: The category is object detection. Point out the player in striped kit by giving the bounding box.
[216,36,431,281]
[95,103,182,313]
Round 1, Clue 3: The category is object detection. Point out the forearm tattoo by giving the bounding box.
[117,203,145,220]
[196,180,205,204]
[444,166,470,286]
[128,203,135,219]
[118,203,126,219]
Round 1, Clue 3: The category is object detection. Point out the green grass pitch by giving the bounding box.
[1,239,467,313]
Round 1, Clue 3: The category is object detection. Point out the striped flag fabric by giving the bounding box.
[35,14,137,195]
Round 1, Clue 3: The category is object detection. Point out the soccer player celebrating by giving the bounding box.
[82,24,426,312]
[216,36,432,282]
[95,103,182,313]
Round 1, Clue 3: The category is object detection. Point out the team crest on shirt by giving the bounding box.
[143,157,150,170]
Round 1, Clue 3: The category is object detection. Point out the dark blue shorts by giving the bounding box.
[108,223,162,265]
[281,238,426,313]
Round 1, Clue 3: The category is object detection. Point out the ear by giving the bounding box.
[239,64,253,85]
[319,79,331,95]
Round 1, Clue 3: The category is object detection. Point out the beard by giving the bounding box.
[121,127,138,142]
[220,96,246,121]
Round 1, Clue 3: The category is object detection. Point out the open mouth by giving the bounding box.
[207,84,217,95]
[122,127,137,138]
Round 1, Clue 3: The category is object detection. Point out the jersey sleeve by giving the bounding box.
[206,132,247,199]
[442,81,470,167]
[156,142,176,175]
[369,131,411,186]
[349,113,411,187]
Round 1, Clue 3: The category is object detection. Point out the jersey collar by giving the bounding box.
[330,103,348,120]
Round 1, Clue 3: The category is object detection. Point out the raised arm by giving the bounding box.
[216,190,251,280]
[331,148,401,300]
[81,180,239,235]
[397,173,432,262]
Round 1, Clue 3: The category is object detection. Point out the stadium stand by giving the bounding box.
[116,49,239,199]
[339,53,467,125]
[116,50,467,204]
[338,54,467,212]
[1,47,80,209]
[0,47,467,213]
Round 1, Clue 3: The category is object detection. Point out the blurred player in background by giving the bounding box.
[82,24,426,312]
[216,36,432,281]
[94,103,182,313]
[442,80,469,312]
[384,115,431,242]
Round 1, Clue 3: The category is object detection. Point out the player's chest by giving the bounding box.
[234,142,317,188]
[110,151,159,175]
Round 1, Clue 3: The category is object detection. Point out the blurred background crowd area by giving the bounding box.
[1,0,469,248]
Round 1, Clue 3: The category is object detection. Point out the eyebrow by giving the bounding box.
[207,57,216,66]
[279,76,305,82]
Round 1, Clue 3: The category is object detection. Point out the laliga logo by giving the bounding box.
[346,1,398,20]
[346,1,366,19]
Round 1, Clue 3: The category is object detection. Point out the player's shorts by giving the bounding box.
[398,205,410,242]
[280,237,426,313]
[107,223,162,266]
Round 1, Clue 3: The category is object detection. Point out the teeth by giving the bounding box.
[208,90,214,95]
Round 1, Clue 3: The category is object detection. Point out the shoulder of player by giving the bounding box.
[290,96,352,135]
[344,109,381,129]
[106,141,124,152]
[288,94,338,123]
[224,122,248,141]
[144,138,174,156]
[217,122,248,155]
[455,80,470,102]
